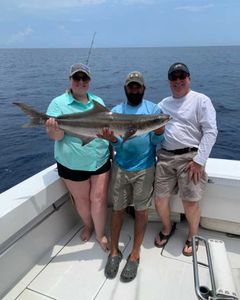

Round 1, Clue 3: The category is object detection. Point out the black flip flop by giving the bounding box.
[154,223,176,248]
[182,239,199,256]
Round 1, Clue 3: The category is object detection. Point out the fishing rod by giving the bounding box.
[86,32,96,65]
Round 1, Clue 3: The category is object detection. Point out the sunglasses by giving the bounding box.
[72,73,90,82]
[169,73,189,81]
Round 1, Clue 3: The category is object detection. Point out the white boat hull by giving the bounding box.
[0,158,239,299]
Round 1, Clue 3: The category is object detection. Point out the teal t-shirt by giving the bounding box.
[47,91,109,171]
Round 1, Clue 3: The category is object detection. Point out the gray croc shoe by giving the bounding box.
[104,250,123,279]
[120,257,140,283]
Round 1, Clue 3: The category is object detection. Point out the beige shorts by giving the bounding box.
[109,164,155,211]
[154,150,207,202]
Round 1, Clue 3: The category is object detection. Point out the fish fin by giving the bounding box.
[63,129,94,145]
[91,100,110,113]
[57,100,110,120]
[123,128,137,142]
[13,102,48,127]
[80,136,94,145]
[22,119,42,128]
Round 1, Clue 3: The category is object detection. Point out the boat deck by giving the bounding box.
[4,214,240,300]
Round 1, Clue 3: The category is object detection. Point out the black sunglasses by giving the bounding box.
[169,73,189,81]
[72,73,90,82]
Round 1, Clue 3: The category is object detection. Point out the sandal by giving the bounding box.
[120,256,140,283]
[182,239,199,256]
[104,250,122,279]
[154,223,176,248]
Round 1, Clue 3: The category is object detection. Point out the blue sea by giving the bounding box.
[0,46,240,193]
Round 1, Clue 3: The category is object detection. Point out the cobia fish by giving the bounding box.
[13,101,171,144]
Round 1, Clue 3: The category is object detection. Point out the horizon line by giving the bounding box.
[0,44,240,50]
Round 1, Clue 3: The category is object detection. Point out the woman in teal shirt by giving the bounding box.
[45,63,110,251]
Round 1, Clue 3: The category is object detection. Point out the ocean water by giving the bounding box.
[0,46,240,193]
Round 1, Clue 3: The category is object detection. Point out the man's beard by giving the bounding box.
[125,90,144,106]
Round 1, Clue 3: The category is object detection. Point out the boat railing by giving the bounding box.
[192,235,239,300]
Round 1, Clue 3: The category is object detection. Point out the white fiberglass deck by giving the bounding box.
[4,215,240,300]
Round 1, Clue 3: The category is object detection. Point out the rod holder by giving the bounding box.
[192,235,239,300]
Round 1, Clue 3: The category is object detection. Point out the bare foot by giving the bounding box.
[80,226,93,242]
[97,236,110,252]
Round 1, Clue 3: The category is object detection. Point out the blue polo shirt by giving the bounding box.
[111,100,164,171]
[47,91,109,171]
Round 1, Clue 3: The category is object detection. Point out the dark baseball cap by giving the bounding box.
[168,62,190,79]
[125,71,145,86]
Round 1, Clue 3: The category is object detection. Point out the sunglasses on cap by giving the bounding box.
[169,72,189,81]
[72,72,90,82]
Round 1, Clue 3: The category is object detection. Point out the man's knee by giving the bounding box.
[154,196,169,206]
[182,200,200,212]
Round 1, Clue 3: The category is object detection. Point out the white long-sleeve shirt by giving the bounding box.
[159,90,218,166]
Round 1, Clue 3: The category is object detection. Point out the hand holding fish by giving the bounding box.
[185,160,203,185]
[45,118,64,141]
[97,127,117,143]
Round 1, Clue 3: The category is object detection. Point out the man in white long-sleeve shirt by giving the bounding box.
[154,62,218,256]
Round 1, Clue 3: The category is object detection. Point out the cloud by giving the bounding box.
[19,0,106,9]
[58,25,70,34]
[175,4,214,12]
[116,0,155,4]
[7,26,33,45]
[70,18,85,23]
[17,0,156,9]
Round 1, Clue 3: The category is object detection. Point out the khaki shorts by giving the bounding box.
[154,150,207,202]
[109,164,155,211]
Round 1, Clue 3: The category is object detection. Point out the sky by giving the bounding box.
[0,0,240,48]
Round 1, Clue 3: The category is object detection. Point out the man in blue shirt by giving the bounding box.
[99,71,164,282]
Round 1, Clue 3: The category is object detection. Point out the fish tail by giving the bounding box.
[13,102,48,128]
